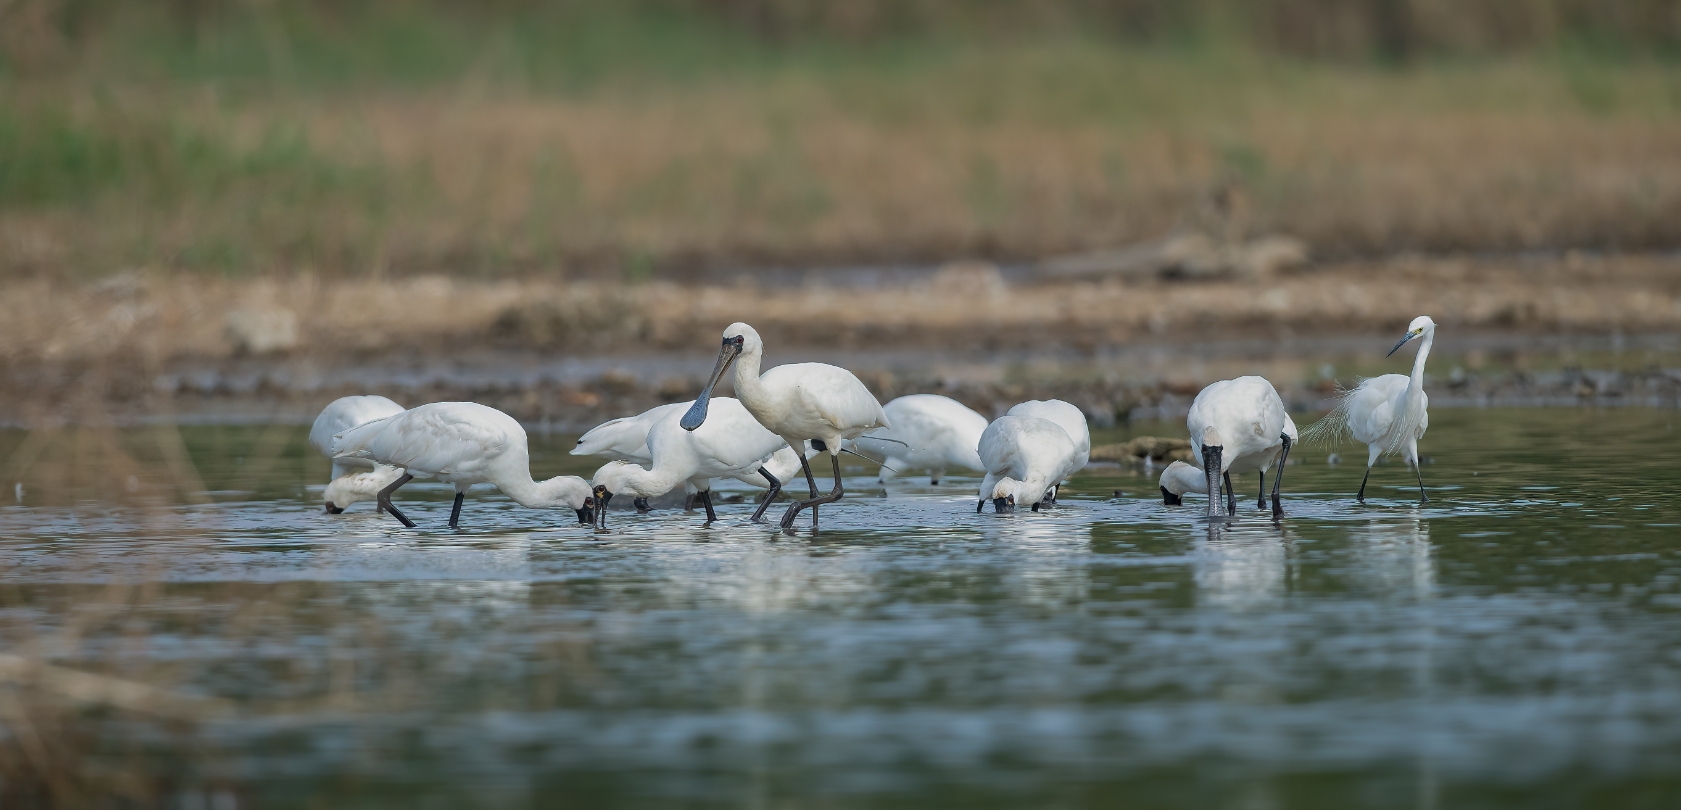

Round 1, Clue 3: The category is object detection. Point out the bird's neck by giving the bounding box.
[614,463,685,499]
[1407,330,1434,398]
[501,471,585,509]
[732,346,766,408]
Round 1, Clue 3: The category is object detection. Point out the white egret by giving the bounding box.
[307,395,405,513]
[1304,315,1435,503]
[680,323,889,530]
[1006,399,1091,501]
[976,414,1080,513]
[332,402,593,529]
[590,398,794,527]
[853,394,988,485]
[1187,376,1293,519]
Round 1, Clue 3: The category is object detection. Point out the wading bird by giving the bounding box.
[308,395,406,514]
[853,394,988,485]
[1006,399,1091,502]
[591,397,793,527]
[1187,376,1293,519]
[1304,315,1435,503]
[332,402,593,529]
[976,414,1081,513]
[680,323,889,530]
[1159,460,1208,505]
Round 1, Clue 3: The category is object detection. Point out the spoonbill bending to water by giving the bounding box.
[976,414,1081,513]
[1187,376,1293,519]
[1304,315,1435,503]
[681,322,889,530]
[308,395,405,514]
[853,394,988,484]
[1159,460,1208,505]
[574,401,811,512]
[332,402,593,529]
[591,397,794,527]
[1006,399,1091,502]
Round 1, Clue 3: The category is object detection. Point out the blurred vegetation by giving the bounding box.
[2,1,1680,279]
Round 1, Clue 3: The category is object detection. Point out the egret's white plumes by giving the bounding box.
[976,414,1081,514]
[1187,376,1294,518]
[854,394,988,484]
[681,322,889,529]
[308,395,405,513]
[1303,315,1435,502]
[332,401,593,529]
[1159,460,1209,504]
[589,397,790,526]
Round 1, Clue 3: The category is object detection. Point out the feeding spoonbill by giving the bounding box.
[308,395,406,513]
[853,394,988,484]
[1159,460,1208,505]
[332,401,593,529]
[574,401,812,512]
[976,414,1081,513]
[590,397,793,527]
[1006,399,1091,501]
[1187,376,1293,519]
[1303,315,1435,503]
[680,322,889,530]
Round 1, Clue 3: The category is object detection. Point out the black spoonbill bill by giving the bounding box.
[1304,315,1435,503]
[853,394,988,485]
[680,322,889,530]
[332,402,593,529]
[308,395,405,514]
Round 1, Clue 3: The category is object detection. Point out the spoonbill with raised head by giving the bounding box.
[1006,399,1091,502]
[853,394,988,485]
[332,401,593,529]
[680,322,889,530]
[976,413,1081,514]
[308,395,406,514]
[1303,315,1435,503]
[1187,376,1293,519]
[591,397,794,527]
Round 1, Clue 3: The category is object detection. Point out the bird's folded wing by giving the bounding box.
[335,408,510,474]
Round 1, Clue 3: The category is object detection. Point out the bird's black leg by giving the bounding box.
[781,452,845,530]
[1270,434,1292,518]
[377,473,416,528]
[1357,467,1372,503]
[751,466,782,524]
[1256,471,1267,511]
[1223,472,1237,516]
[799,443,824,527]
[448,491,464,529]
[1414,461,1428,503]
[698,489,717,523]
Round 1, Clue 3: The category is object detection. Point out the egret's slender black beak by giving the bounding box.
[1387,330,1419,358]
[681,337,742,431]
[592,485,612,529]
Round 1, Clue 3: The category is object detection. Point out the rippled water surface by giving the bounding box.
[2,409,1680,807]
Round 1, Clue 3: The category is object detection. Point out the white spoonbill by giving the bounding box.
[1187,376,1293,519]
[332,402,593,529]
[976,414,1080,513]
[1303,315,1435,503]
[574,401,810,512]
[853,394,988,484]
[308,395,405,514]
[1005,399,1090,502]
[1159,460,1208,505]
[680,322,889,530]
[590,397,793,527]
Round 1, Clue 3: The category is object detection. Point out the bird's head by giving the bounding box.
[682,323,759,432]
[1388,315,1436,357]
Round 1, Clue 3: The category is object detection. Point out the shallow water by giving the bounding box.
[2,409,1680,807]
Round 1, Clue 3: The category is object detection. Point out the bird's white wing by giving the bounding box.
[309,395,404,457]
[774,363,888,434]
[682,399,789,473]
[333,403,516,477]
[573,402,689,462]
